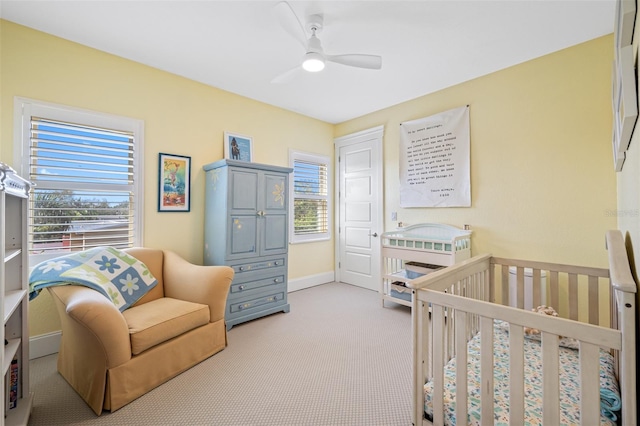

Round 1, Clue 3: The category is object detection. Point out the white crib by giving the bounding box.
[408,230,637,425]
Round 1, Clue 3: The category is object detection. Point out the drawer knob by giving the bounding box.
[239,266,244,271]
[238,285,245,291]
[273,278,279,283]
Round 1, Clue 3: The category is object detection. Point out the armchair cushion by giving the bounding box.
[123,297,210,355]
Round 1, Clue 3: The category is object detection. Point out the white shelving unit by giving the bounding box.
[380,223,472,307]
[0,163,33,425]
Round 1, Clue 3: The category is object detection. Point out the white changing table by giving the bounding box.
[380,223,472,307]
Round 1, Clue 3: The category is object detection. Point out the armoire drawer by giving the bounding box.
[229,274,285,296]
[230,257,286,274]
[228,291,286,315]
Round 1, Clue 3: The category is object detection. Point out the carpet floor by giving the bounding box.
[28,282,412,425]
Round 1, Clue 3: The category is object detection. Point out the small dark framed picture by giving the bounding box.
[224,131,253,162]
[158,153,191,212]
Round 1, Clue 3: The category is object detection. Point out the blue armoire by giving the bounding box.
[203,159,292,330]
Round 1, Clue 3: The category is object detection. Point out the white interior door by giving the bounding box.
[334,126,383,291]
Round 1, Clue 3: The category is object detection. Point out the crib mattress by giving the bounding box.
[424,321,620,425]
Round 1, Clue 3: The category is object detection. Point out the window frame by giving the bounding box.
[13,97,145,263]
[288,149,332,244]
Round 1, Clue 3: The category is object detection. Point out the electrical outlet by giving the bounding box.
[391,211,397,221]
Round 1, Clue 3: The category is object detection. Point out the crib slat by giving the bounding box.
[468,278,478,338]
[422,301,431,381]
[508,324,525,425]
[516,267,525,309]
[579,342,600,425]
[618,290,637,425]
[433,304,445,426]
[480,317,494,426]
[485,265,494,304]
[446,301,454,362]
[542,333,560,424]
[501,265,509,306]
[549,271,559,312]
[455,310,468,425]
[569,273,578,320]
[411,297,427,426]
[532,268,542,308]
[588,275,599,325]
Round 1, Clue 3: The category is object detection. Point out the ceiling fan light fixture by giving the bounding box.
[302,52,325,72]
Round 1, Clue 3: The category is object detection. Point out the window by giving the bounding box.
[289,150,331,243]
[14,98,144,263]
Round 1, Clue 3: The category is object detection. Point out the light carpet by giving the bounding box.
[28,282,412,425]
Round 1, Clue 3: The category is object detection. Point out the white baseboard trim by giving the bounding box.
[30,331,61,359]
[29,272,335,359]
[288,271,334,292]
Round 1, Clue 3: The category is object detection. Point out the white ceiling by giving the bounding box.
[1,0,615,124]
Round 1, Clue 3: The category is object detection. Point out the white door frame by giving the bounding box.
[334,125,384,286]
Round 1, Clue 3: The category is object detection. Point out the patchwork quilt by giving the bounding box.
[424,320,620,425]
[29,246,158,312]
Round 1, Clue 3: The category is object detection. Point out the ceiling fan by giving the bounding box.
[271,1,382,84]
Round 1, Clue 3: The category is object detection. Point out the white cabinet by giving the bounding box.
[381,223,472,307]
[0,163,33,425]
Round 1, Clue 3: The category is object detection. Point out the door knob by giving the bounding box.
[370,232,378,237]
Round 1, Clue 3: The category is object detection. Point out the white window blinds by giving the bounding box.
[290,152,331,243]
[28,116,136,254]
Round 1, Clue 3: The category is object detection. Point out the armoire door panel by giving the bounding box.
[230,170,258,211]
[228,215,258,257]
[263,214,287,253]
[263,173,288,212]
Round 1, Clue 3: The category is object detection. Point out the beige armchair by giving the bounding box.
[47,248,234,415]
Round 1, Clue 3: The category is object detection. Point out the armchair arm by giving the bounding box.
[162,250,234,323]
[48,285,132,368]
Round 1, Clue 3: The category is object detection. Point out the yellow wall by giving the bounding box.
[0,21,335,336]
[337,35,616,268]
[617,9,640,276]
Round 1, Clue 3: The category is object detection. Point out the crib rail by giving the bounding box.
[409,230,637,426]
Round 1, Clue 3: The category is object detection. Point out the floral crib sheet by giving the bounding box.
[424,320,620,425]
